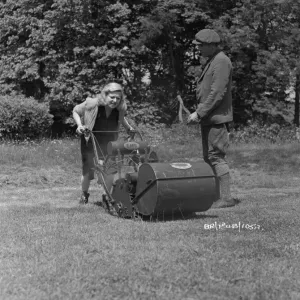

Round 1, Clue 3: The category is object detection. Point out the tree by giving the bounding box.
[278,0,300,126]
[130,0,212,121]
[212,0,299,125]
[0,0,299,132]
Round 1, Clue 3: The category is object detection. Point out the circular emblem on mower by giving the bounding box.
[170,162,192,169]
[124,142,139,150]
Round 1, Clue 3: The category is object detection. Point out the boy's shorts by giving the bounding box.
[81,136,109,180]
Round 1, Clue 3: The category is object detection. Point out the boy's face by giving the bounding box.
[106,91,122,108]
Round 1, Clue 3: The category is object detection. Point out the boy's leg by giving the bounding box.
[81,174,90,191]
[80,174,91,204]
[79,148,94,204]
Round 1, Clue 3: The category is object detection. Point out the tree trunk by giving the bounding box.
[294,73,300,127]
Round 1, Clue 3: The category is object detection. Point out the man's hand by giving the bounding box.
[127,126,136,140]
[127,126,135,133]
[187,111,200,124]
[76,125,86,135]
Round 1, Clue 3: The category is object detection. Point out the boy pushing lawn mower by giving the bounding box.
[73,82,134,205]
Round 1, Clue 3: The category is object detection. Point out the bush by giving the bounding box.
[127,102,161,127]
[230,121,299,144]
[0,95,53,140]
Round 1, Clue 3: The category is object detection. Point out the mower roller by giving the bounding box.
[86,128,219,219]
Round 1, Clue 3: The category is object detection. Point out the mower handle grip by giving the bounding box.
[126,129,143,141]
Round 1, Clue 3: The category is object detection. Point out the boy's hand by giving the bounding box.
[76,125,86,135]
[127,127,136,140]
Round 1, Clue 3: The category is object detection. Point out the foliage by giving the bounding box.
[0,95,53,140]
[211,0,299,123]
[230,121,299,144]
[0,0,299,132]
[128,101,161,127]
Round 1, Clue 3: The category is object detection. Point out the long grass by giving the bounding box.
[0,138,80,167]
[0,138,81,186]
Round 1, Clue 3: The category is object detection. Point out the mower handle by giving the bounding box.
[83,127,91,136]
[80,127,143,142]
[126,129,143,141]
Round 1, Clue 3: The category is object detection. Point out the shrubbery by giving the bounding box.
[0,95,53,140]
[137,121,299,147]
[230,121,299,144]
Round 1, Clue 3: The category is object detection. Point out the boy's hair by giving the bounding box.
[99,82,127,111]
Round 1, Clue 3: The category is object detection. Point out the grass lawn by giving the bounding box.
[0,138,300,300]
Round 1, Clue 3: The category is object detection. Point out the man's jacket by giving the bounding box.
[196,51,233,125]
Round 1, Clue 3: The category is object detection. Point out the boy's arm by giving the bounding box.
[73,101,86,134]
[73,101,85,118]
[120,112,134,132]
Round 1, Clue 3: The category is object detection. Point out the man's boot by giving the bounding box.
[211,172,236,209]
[79,191,90,204]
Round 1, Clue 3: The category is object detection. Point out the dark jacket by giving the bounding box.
[196,51,233,125]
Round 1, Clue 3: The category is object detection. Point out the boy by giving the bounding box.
[73,82,133,204]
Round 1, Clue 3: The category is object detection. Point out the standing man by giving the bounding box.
[187,29,237,209]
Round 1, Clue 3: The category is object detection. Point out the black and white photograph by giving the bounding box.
[0,0,299,299]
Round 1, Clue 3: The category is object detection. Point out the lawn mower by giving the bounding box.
[84,126,219,220]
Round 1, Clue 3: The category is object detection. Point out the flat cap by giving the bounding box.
[192,29,221,44]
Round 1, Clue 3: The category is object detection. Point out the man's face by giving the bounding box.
[106,91,122,108]
[197,43,215,57]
